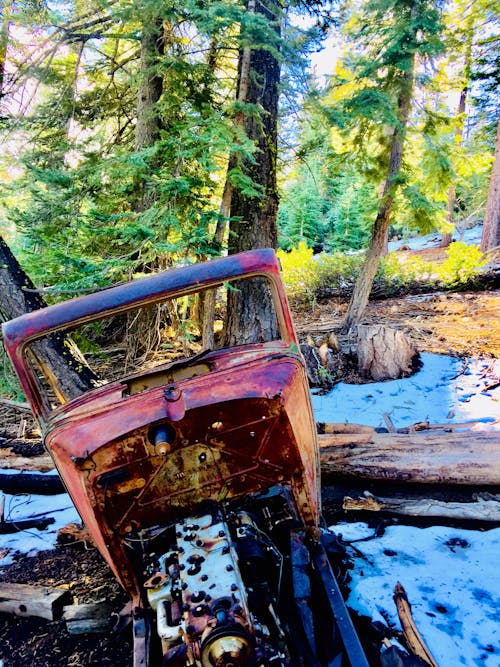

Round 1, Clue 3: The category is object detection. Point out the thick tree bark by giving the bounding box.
[441,16,474,248]
[480,115,500,252]
[134,16,165,212]
[0,236,98,401]
[342,65,414,332]
[224,0,281,346]
[201,21,253,349]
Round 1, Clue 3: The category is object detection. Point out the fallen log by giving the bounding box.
[342,492,500,522]
[0,515,55,534]
[0,397,31,412]
[0,471,64,495]
[0,582,71,620]
[0,448,54,472]
[319,429,500,485]
[2,422,499,489]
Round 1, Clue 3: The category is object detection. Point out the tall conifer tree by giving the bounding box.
[339,0,444,330]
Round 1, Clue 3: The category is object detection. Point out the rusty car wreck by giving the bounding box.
[2,249,370,667]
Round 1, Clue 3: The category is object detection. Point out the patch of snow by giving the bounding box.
[311,353,500,430]
[334,522,500,667]
[388,224,483,252]
[0,470,80,565]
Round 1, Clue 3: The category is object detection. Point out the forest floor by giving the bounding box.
[0,240,499,666]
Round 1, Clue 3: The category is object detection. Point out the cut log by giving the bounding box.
[356,324,419,381]
[0,471,64,494]
[0,582,71,620]
[342,493,500,522]
[63,602,116,634]
[319,429,500,485]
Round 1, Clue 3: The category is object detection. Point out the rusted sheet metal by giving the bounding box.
[47,354,318,596]
[2,250,319,606]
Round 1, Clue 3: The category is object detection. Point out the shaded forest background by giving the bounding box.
[0,0,498,353]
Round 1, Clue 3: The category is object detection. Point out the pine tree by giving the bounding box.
[335,0,444,330]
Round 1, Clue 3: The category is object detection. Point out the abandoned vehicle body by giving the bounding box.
[3,249,369,667]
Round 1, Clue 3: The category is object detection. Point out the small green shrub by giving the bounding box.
[436,242,486,286]
[315,252,364,293]
[278,240,488,306]
[277,243,321,305]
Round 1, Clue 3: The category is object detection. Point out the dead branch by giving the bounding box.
[393,582,438,667]
[0,397,31,412]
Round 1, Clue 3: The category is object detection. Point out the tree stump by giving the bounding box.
[356,325,419,381]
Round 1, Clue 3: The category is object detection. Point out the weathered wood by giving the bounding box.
[0,470,64,494]
[63,602,116,634]
[393,583,438,667]
[342,493,500,522]
[316,422,375,446]
[356,325,419,380]
[319,430,500,485]
[0,515,55,533]
[0,397,32,411]
[0,582,71,620]
[0,449,54,472]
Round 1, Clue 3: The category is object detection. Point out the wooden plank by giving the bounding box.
[0,582,71,620]
[319,430,500,485]
[63,602,116,634]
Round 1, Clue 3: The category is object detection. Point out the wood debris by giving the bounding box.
[393,582,438,667]
[0,582,71,621]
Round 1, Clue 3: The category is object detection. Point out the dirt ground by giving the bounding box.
[294,289,500,357]
[0,546,131,666]
[0,243,498,666]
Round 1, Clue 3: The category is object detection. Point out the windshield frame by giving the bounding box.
[2,250,298,424]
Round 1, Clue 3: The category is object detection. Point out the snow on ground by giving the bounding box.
[337,522,500,667]
[311,353,500,430]
[316,352,500,666]
[388,224,483,252]
[0,351,498,665]
[0,471,80,566]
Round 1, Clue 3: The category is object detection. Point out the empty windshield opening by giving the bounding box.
[24,276,281,410]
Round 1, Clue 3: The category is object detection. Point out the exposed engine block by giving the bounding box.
[143,511,286,666]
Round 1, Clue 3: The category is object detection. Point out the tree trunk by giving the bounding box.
[134,16,165,212]
[224,0,281,346]
[342,65,415,332]
[0,236,98,401]
[201,21,253,349]
[441,15,474,248]
[480,115,500,252]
